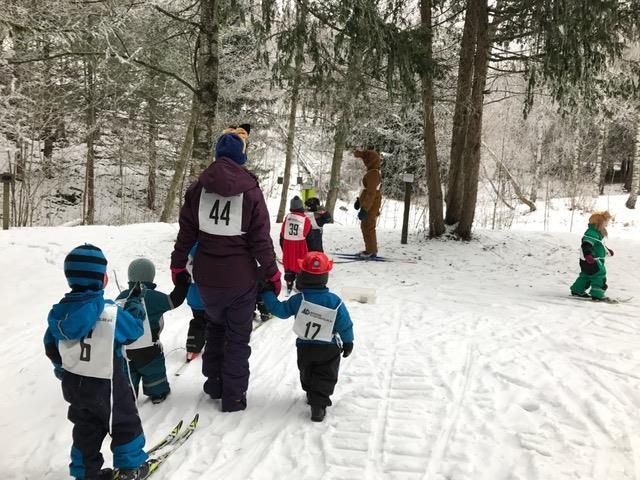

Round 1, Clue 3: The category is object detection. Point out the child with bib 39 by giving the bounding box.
[260,252,354,422]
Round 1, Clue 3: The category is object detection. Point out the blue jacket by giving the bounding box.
[186,244,204,310]
[44,290,145,379]
[262,288,354,346]
[187,284,204,310]
[117,283,174,339]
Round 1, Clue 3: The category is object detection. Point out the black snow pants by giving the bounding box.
[296,343,341,407]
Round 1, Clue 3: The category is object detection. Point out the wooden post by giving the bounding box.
[1,173,13,230]
[401,173,414,244]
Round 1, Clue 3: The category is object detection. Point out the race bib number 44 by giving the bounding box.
[198,191,244,236]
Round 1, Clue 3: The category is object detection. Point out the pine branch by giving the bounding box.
[154,5,200,28]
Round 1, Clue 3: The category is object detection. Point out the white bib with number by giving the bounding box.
[306,212,322,230]
[119,298,155,351]
[198,190,244,236]
[59,303,117,380]
[293,296,339,342]
[284,214,306,240]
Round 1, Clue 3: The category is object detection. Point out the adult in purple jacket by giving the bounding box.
[170,126,281,412]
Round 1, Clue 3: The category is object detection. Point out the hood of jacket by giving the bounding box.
[361,150,381,170]
[47,290,106,341]
[199,157,258,197]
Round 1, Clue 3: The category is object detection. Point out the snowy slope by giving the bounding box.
[1,213,640,479]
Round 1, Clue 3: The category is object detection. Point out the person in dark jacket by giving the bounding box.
[44,244,149,480]
[170,126,281,412]
[261,251,354,422]
[116,258,190,404]
[304,197,332,252]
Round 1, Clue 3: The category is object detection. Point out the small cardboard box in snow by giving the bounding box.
[341,286,376,304]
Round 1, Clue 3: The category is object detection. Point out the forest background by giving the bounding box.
[1,0,639,240]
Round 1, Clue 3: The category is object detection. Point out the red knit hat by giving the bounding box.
[297,252,334,274]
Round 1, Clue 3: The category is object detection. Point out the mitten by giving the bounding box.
[358,209,367,221]
[53,363,64,380]
[342,342,353,358]
[269,270,282,296]
[354,198,360,210]
[607,248,614,257]
[171,266,188,285]
[175,271,192,286]
[584,254,595,264]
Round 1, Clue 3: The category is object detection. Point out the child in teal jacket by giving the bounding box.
[570,211,615,300]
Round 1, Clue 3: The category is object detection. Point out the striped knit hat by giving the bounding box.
[64,244,108,290]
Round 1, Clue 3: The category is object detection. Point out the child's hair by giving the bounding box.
[588,211,612,238]
[305,197,321,212]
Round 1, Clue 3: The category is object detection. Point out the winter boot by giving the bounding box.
[151,391,170,404]
[591,296,611,302]
[203,378,222,399]
[357,251,377,259]
[115,462,150,480]
[310,405,326,422]
[222,395,247,412]
[84,468,114,480]
[571,291,590,298]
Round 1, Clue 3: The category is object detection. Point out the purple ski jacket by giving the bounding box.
[171,157,278,289]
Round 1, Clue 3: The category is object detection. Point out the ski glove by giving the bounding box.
[584,254,596,264]
[269,270,282,296]
[358,209,367,221]
[354,198,360,210]
[53,363,64,380]
[607,248,614,257]
[342,342,353,358]
[175,271,192,286]
[171,266,189,285]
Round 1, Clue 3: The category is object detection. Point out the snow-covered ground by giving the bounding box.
[1,197,640,480]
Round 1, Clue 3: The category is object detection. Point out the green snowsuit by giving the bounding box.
[570,224,609,299]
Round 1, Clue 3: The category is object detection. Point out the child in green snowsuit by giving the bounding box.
[116,258,190,403]
[570,211,614,300]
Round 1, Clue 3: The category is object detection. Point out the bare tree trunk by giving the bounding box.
[420,0,445,237]
[160,94,199,222]
[191,0,220,177]
[445,0,477,225]
[530,119,544,202]
[483,141,536,212]
[595,122,606,195]
[42,41,55,178]
[83,37,97,226]
[570,130,580,210]
[625,118,640,209]
[147,94,158,210]
[455,0,490,240]
[276,3,306,224]
[325,46,363,217]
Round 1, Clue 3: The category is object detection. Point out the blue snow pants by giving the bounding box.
[126,344,169,398]
[61,356,147,479]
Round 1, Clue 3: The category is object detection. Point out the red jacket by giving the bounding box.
[280,211,311,272]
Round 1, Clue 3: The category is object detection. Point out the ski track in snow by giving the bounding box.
[1,222,640,479]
